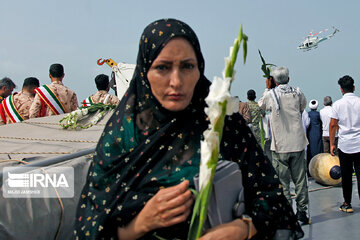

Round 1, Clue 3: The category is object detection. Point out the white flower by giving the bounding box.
[226,96,239,115]
[199,129,219,190]
[204,76,237,126]
[73,109,82,116]
[81,108,89,115]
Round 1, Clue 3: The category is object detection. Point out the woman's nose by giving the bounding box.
[169,68,182,88]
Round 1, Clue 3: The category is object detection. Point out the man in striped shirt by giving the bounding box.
[29,63,78,118]
[0,77,39,125]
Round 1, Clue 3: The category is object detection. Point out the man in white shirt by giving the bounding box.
[330,75,360,213]
[259,66,309,224]
[320,96,338,154]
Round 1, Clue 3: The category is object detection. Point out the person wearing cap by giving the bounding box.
[329,75,360,213]
[259,66,310,224]
[81,74,119,107]
[0,77,39,125]
[307,99,323,166]
[320,96,338,154]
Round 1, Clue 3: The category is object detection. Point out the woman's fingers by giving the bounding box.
[138,180,193,231]
[156,180,189,202]
[159,191,194,220]
[160,206,192,228]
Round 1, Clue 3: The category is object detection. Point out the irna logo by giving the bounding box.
[3,166,74,198]
[7,172,69,188]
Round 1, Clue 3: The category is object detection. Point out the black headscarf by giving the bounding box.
[75,18,303,240]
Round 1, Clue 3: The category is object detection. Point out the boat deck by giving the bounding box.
[296,177,359,240]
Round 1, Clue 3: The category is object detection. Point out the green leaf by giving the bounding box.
[258,49,276,78]
[242,34,248,64]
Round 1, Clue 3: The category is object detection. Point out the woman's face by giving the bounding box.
[147,37,200,112]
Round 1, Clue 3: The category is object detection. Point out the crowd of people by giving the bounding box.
[1,18,360,240]
[242,71,360,219]
[0,64,119,125]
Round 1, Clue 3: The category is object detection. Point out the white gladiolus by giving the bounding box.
[200,77,239,191]
[81,108,89,115]
[204,76,239,126]
[199,129,219,190]
[226,96,240,115]
[188,25,247,240]
[73,109,82,116]
[60,103,117,129]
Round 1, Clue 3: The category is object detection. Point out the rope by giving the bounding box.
[23,121,105,126]
[0,136,98,143]
[0,159,64,240]
[1,152,72,155]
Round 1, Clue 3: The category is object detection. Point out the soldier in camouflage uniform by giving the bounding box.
[247,89,265,145]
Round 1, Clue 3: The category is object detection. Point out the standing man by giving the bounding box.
[307,99,323,164]
[259,66,309,224]
[0,77,16,103]
[29,63,78,118]
[82,74,119,107]
[330,75,360,213]
[247,89,265,145]
[320,96,338,154]
[0,77,39,125]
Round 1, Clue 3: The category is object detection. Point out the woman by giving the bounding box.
[75,18,303,240]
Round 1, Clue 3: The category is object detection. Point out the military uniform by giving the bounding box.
[0,91,34,125]
[82,90,119,107]
[248,100,265,144]
[29,81,78,118]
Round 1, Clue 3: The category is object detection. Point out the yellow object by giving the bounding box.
[105,58,117,68]
[309,153,342,186]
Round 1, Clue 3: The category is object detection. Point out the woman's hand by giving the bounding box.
[118,180,194,240]
[139,180,194,231]
[198,219,250,240]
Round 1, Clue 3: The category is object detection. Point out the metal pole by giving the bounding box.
[0,147,96,179]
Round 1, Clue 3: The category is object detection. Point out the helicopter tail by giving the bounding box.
[331,26,339,36]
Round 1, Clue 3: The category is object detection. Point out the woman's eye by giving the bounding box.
[183,63,195,69]
[155,65,168,71]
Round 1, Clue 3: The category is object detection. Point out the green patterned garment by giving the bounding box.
[248,100,265,144]
[74,19,304,240]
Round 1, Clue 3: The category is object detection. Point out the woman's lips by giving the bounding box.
[168,93,184,100]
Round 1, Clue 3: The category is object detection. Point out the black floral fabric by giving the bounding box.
[74,18,303,240]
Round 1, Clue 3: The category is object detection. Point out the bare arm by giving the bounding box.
[329,118,339,156]
[117,180,194,240]
[198,218,257,240]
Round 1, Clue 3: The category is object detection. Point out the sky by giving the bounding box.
[1,0,359,110]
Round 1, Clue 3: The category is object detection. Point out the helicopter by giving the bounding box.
[297,26,339,51]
